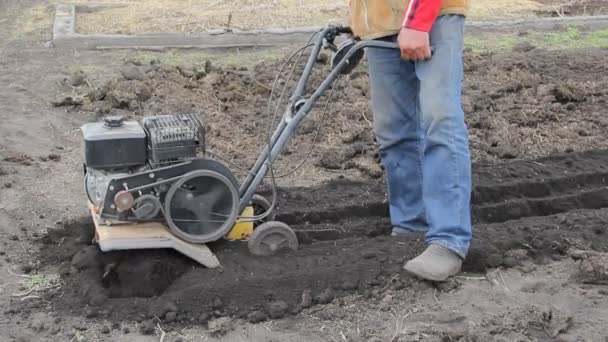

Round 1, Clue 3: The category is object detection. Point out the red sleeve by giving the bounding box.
[402,0,442,32]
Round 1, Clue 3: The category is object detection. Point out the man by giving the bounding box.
[348,0,472,281]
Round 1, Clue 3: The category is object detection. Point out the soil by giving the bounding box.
[25,149,608,333]
[51,43,608,182]
[2,1,608,341]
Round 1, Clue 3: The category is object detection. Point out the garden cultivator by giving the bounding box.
[80,26,399,267]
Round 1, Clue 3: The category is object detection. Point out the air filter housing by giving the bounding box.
[142,113,205,166]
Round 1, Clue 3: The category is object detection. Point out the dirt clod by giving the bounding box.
[267,300,289,319]
[435,278,461,293]
[88,294,107,307]
[72,323,87,331]
[176,65,195,78]
[100,325,110,334]
[120,66,146,81]
[504,249,529,265]
[149,300,179,318]
[47,154,61,162]
[341,278,359,291]
[555,84,585,103]
[512,41,536,53]
[139,319,155,335]
[300,289,313,308]
[30,318,45,332]
[207,317,233,337]
[247,310,267,323]
[70,246,101,271]
[356,161,384,178]
[574,251,608,285]
[85,308,98,318]
[105,80,152,110]
[165,311,177,323]
[122,326,130,334]
[51,94,85,107]
[493,146,518,159]
[70,70,86,87]
[486,253,504,267]
[317,147,359,170]
[503,256,519,268]
[538,308,573,338]
[315,288,335,304]
[4,154,33,165]
[20,263,33,274]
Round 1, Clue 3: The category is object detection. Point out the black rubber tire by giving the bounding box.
[248,221,298,256]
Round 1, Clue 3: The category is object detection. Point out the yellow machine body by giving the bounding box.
[226,206,255,241]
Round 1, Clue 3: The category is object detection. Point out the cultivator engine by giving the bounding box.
[79,25,400,267]
[81,113,285,267]
[83,114,236,241]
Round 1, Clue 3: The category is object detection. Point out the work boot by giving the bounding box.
[403,244,462,281]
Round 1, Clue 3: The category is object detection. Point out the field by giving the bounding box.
[71,0,545,34]
[2,0,608,341]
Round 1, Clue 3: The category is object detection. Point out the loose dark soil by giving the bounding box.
[52,47,608,180]
[25,149,608,331]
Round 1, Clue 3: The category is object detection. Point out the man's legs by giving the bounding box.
[367,39,426,234]
[403,14,472,280]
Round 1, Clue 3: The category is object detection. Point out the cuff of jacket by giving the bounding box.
[403,21,434,32]
[402,0,442,32]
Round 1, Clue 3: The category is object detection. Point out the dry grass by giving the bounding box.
[8,0,556,39]
[71,0,551,35]
[74,0,345,34]
[11,3,55,41]
[468,0,544,19]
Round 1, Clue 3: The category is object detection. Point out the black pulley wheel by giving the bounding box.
[248,221,298,256]
[164,169,239,243]
[251,194,275,223]
[331,38,365,75]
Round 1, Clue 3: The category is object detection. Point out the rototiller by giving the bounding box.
[80,26,399,268]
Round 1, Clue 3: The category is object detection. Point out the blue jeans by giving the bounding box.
[366,14,472,258]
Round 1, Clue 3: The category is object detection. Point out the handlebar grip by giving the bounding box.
[335,26,353,34]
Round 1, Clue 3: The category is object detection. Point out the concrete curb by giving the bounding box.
[466,15,608,32]
[52,3,608,50]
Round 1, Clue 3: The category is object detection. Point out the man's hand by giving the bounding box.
[397,27,432,61]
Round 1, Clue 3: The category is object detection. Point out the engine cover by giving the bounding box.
[81,116,147,170]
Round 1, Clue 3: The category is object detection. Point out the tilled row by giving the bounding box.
[37,206,608,326]
[26,149,608,328]
[273,149,608,229]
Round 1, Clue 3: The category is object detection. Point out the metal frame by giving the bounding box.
[93,26,399,237]
[237,26,398,212]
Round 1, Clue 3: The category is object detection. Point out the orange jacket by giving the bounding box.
[349,0,467,40]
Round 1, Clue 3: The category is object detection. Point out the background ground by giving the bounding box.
[72,0,545,34]
[1,0,608,342]
[13,0,608,38]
